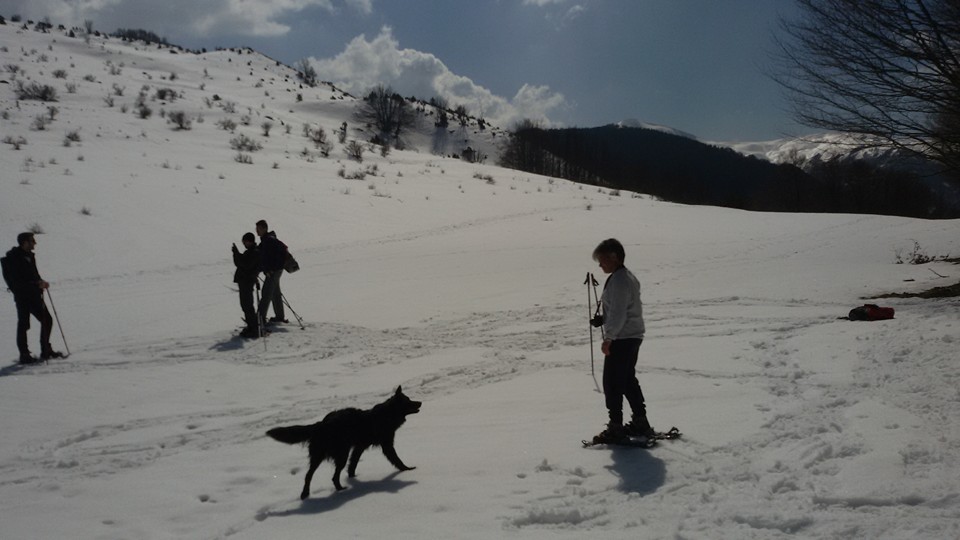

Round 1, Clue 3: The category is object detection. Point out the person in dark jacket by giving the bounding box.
[232,232,260,338]
[256,220,286,325]
[2,233,63,364]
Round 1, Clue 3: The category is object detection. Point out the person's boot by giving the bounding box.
[19,353,40,365]
[624,415,656,439]
[40,348,64,360]
[591,423,627,445]
[239,326,259,339]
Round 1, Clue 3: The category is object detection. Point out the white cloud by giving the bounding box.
[522,0,568,6]
[308,27,566,128]
[521,0,589,28]
[344,0,373,15]
[1,0,363,38]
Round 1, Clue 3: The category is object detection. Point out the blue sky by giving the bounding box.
[3,0,809,141]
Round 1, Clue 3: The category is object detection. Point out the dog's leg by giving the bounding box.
[347,445,367,478]
[301,451,323,500]
[332,448,349,491]
[382,443,416,472]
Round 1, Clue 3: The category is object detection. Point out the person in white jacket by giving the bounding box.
[592,238,655,442]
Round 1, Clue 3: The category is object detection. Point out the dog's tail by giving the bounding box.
[266,424,315,445]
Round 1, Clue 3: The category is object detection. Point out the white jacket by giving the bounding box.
[601,266,645,340]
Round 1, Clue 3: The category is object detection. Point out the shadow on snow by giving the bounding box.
[258,471,417,519]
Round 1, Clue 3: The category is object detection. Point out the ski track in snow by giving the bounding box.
[494,301,960,539]
[4,295,958,539]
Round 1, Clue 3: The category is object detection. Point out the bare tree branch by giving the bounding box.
[771,0,960,180]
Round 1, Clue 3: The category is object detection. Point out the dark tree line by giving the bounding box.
[113,28,168,45]
[499,124,955,217]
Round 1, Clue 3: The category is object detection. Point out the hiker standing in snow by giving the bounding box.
[256,220,286,326]
[232,232,260,338]
[591,238,656,443]
[2,233,64,364]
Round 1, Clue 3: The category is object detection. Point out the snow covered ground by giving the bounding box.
[1,24,959,539]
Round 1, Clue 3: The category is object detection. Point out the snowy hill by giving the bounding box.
[2,22,960,540]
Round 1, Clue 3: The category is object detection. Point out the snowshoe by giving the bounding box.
[40,350,64,360]
[19,354,41,365]
[582,426,681,448]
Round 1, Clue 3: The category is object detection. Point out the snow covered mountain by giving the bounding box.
[1,21,959,540]
[725,133,900,166]
[615,118,698,140]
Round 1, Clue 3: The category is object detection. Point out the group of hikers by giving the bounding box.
[1,219,289,363]
[4,229,658,443]
[232,219,290,339]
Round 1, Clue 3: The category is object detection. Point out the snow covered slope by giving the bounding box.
[1,23,959,540]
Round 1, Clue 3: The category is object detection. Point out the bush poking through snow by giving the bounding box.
[895,241,951,265]
[31,115,51,131]
[3,135,27,150]
[217,118,238,132]
[229,134,263,152]
[344,140,364,162]
[15,81,58,101]
[167,110,192,130]
[473,172,495,185]
[155,87,177,102]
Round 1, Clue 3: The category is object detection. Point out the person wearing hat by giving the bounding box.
[2,232,64,363]
[232,232,260,338]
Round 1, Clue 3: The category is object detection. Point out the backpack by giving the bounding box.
[1,254,12,291]
[277,239,299,274]
[848,304,895,321]
[283,250,300,273]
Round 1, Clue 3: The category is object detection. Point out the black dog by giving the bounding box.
[266,386,421,499]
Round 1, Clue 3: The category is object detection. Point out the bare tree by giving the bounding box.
[355,84,414,146]
[772,0,960,180]
[296,58,317,87]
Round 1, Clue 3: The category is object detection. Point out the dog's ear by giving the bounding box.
[395,385,402,394]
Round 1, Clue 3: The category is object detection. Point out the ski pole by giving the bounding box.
[584,273,600,393]
[46,288,70,358]
[255,279,266,351]
[591,274,604,341]
[279,292,305,330]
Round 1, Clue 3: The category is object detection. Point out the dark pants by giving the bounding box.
[238,280,258,330]
[602,338,646,426]
[258,270,284,324]
[15,294,53,357]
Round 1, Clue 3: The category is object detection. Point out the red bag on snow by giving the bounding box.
[848,304,895,321]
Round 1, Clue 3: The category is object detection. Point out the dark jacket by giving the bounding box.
[233,244,260,284]
[3,246,42,299]
[258,231,286,273]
